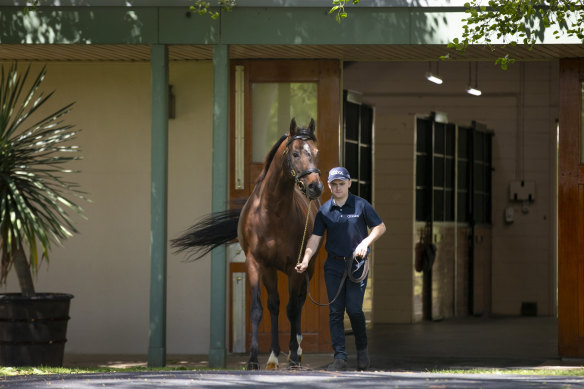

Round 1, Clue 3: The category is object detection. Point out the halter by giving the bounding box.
[283,134,321,196]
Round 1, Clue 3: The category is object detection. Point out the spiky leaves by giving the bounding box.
[0,63,85,295]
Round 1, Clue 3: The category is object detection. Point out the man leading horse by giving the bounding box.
[296,166,386,371]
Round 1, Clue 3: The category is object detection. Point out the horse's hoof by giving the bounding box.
[288,361,302,370]
[266,351,279,370]
[287,352,302,364]
[246,362,260,370]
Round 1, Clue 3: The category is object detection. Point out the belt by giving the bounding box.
[331,255,367,261]
[331,256,352,261]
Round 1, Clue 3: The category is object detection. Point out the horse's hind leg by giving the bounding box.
[263,268,280,370]
[286,272,307,369]
[246,255,262,370]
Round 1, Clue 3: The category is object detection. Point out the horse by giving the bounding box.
[171,118,323,370]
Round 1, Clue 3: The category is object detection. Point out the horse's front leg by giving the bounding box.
[246,255,262,370]
[262,268,281,370]
[286,271,308,369]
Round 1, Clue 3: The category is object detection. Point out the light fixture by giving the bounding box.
[466,86,482,96]
[466,62,482,96]
[168,85,176,119]
[425,62,443,85]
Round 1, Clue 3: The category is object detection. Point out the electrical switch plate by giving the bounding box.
[505,207,514,224]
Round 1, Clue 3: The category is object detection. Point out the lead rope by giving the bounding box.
[296,199,313,266]
[298,200,347,307]
[306,258,369,307]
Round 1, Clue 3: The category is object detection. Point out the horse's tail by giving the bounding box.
[171,207,241,261]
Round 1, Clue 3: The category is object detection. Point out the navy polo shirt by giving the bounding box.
[313,193,383,258]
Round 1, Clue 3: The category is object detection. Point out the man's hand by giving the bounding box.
[353,241,369,258]
[296,234,323,274]
[353,223,386,259]
[296,260,309,274]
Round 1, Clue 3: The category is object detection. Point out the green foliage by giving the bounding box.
[23,0,41,14]
[0,63,86,286]
[329,0,360,23]
[449,0,584,68]
[1,365,582,376]
[0,365,229,376]
[429,368,584,376]
[189,0,237,20]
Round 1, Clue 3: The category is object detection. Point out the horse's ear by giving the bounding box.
[308,118,315,134]
[289,118,297,135]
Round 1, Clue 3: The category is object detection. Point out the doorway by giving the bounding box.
[228,60,340,353]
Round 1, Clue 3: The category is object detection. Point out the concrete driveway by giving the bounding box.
[1,370,583,389]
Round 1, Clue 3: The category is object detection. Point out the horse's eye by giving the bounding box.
[293,151,300,158]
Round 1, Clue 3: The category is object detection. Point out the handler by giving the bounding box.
[296,166,386,371]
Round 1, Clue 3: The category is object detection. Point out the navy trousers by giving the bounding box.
[324,257,368,361]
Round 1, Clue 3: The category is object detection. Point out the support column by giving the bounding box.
[148,44,169,368]
[209,44,229,368]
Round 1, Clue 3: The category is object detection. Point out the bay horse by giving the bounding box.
[172,118,323,370]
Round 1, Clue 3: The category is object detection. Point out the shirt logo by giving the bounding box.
[346,215,359,218]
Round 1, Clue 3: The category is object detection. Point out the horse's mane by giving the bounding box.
[255,134,287,185]
[255,128,318,186]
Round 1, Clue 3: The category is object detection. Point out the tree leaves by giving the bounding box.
[330,0,360,23]
[189,0,237,20]
[449,0,584,69]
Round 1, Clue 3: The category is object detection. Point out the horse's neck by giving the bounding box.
[258,152,295,211]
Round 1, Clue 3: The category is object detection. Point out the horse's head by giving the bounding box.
[285,118,323,200]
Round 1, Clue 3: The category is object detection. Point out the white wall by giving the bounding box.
[2,61,214,354]
[344,60,559,320]
[369,113,417,323]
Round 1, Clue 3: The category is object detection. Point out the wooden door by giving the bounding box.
[228,60,340,353]
[558,58,584,357]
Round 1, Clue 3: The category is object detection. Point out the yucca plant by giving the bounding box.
[0,62,85,297]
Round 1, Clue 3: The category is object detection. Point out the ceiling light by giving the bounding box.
[425,72,443,85]
[466,86,482,96]
[426,61,444,85]
[466,62,482,97]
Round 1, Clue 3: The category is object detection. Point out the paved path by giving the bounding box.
[1,370,584,389]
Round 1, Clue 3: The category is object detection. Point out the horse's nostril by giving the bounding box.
[313,182,323,194]
[307,181,323,198]
[309,182,320,191]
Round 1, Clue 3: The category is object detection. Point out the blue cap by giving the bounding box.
[328,167,351,183]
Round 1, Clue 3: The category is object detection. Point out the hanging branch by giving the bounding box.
[189,0,237,20]
[445,0,584,69]
[330,0,361,23]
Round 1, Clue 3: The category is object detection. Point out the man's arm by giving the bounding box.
[295,234,322,273]
[353,222,386,258]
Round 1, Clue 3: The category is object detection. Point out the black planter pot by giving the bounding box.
[0,293,73,367]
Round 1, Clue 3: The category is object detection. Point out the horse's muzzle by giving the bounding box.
[306,180,323,200]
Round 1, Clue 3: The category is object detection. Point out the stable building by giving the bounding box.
[0,0,583,366]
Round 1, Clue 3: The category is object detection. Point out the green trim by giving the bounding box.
[148,44,169,368]
[158,8,218,44]
[208,44,229,369]
[220,8,411,44]
[0,7,159,44]
[2,6,579,46]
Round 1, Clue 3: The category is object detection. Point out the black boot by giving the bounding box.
[327,358,347,371]
[357,348,370,371]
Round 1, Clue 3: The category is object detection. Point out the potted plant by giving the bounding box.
[0,63,86,366]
